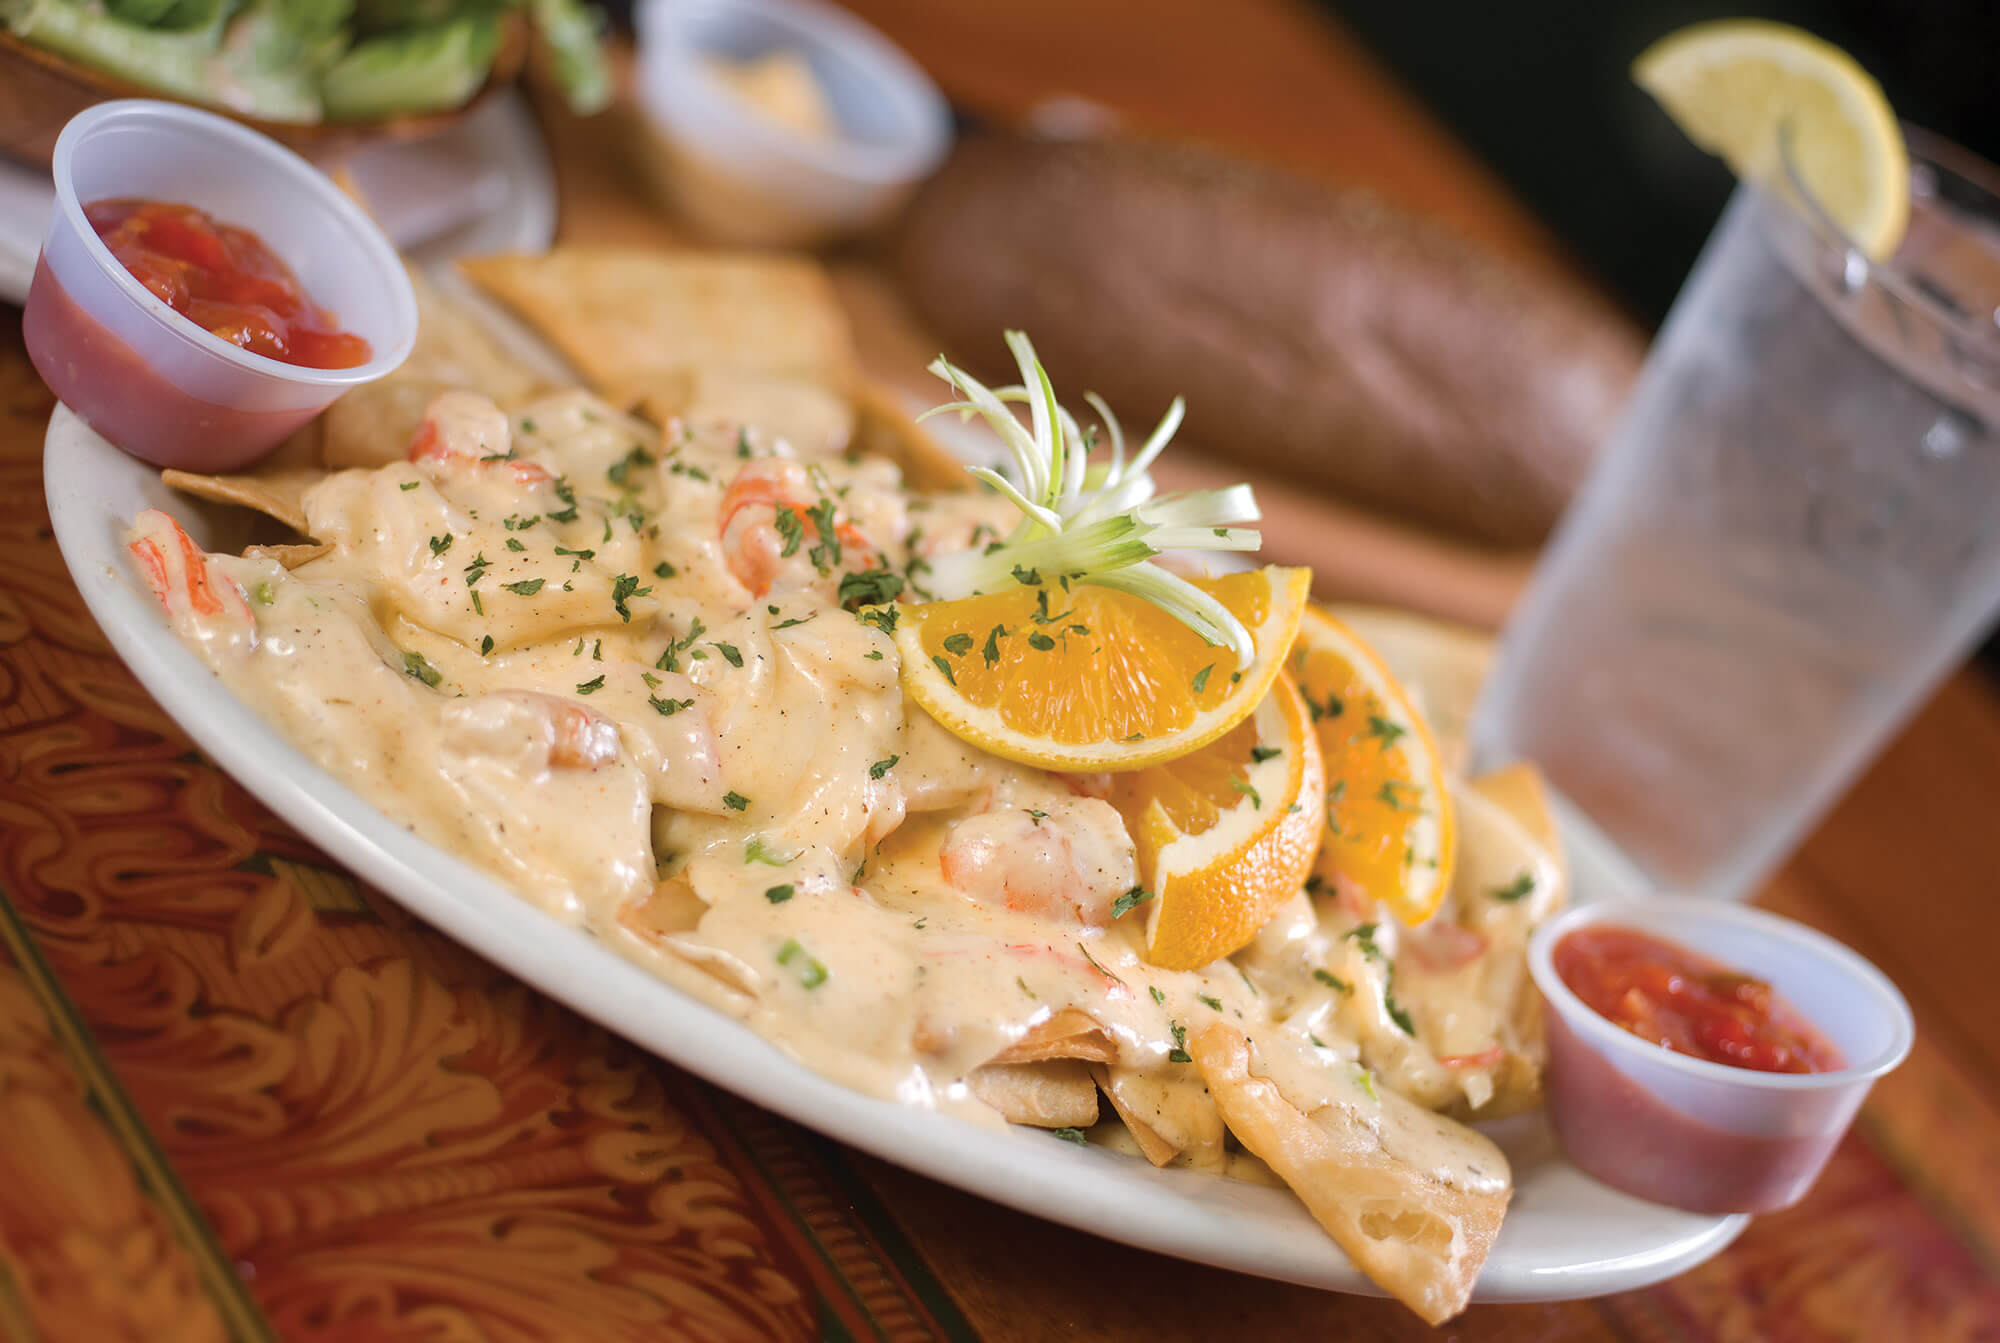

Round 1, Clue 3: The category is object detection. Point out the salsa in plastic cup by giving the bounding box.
[25,100,416,473]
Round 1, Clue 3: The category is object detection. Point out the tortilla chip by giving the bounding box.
[989,1007,1118,1066]
[613,367,856,459]
[321,377,453,469]
[460,249,857,394]
[400,266,548,406]
[162,468,318,536]
[850,381,973,491]
[244,542,332,570]
[1091,1065,1179,1166]
[1190,1024,1509,1326]
[966,1061,1100,1128]
[1091,1064,1225,1170]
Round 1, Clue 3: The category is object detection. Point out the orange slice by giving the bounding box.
[1292,604,1456,925]
[896,567,1312,773]
[1110,674,1325,970]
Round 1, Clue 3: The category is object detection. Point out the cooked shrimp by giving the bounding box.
[718,459,884,598]
[408,390,552,485]
[441,690,621,773]
[128,509,253,630]
[938,799,1138,924]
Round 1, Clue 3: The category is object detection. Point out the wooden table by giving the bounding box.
[2,3,1998,1339]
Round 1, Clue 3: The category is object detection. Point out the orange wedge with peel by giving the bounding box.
[1110,674,1325,970]
[896,566,1312,773]
[1292,604,1456,926]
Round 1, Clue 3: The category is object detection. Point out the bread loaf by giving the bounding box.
[894,136,1644,546]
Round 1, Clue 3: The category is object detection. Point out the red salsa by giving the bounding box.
[1554,926,1844,1074]
[86,198,371,370]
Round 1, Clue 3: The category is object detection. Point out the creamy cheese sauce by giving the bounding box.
[135,387,1541,1140]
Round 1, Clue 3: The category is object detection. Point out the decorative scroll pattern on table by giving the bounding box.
[0,331,966,1342]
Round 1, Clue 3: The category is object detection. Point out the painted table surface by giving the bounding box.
[3,2,1999,1338]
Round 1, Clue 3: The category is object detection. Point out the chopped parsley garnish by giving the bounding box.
[1366,714,1407,746]
[554,545,595,561]
[736,428,752,459]
[1148,985,1167,1005]
[1017,976,1036,999]
[399,480,419,491]
[575,675,605,695]
[656,617,707,672]
[839,568,905,609]
[1376,780,1419,812]
[1111,886,1154,919]
[1027,632,1055,651]
[1168,1021,1191,1064]
[1312,968,1352,994]
[649,695,694,716]
[1345,922,1387,961]
[504,513,539,531]
[1491,872,1537,903]
[771,614,815,630]
[429,533,452,557]
[868,756,900,780]
[1026,809,1048,823]
[931,654,957,685]
[1250,745,1282,763]
[654,561,677,579]
[1230,777,1262,809]
[723,791,750,811]
[1076,941,1124,986]
[1304,689,1344,722]
[776,938,827,989]
[805,498,841,573]
[744,836,791,866]
[250,582,274,606]
[503,579,545,596]
[858,606,897,635]
[983,625,1006,666]
[1048,1127,1089,1146]
[712,642,744,667]
[480,636,494,656]
[773,506,805,558]
[1191,664,1214,693]
[1011,564,1041,586]
[606,445,655,486]
[1197,994,1223,1012]
[611,573,651,622]
[1384,987,1417,1036]
[506,538,526,552]
[941,632,974,657]
[1356,1070,1380,1102]
[765,884,795,904]
[402,651,441,687]
[865,650,884,661]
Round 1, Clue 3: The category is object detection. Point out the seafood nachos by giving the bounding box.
[123,250,1567,1324]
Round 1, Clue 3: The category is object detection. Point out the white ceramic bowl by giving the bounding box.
[1529,897,1912,1214]
[24,99,417,471]
[632,0,950,247]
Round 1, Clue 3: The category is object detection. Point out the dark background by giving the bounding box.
[1320,0,2000,324]
[1318,0,2000,673]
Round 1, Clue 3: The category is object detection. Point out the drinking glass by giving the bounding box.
[1472,127,2000,899]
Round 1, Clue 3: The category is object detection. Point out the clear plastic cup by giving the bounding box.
[25,100,417,472]
[1528,897,1912,1214]
[632,0,951,248]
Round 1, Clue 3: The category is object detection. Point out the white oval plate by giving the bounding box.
[45,403,1747,1303]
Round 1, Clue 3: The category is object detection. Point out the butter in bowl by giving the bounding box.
[631,0,951,248]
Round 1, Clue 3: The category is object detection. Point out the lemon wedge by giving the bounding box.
[1633,20,1908,258]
